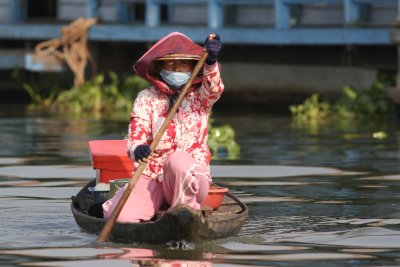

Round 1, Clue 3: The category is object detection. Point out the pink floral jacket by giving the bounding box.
[127,32,224,181]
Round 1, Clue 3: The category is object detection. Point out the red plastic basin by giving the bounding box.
[201,185,229,209]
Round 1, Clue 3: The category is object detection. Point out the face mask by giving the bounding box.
[160,69,191,87]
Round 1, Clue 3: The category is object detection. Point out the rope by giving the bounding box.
[35,17,98,87]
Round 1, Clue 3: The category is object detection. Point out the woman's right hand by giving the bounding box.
[133,144,156,163]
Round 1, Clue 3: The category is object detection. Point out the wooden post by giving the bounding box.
[10,0,23,22]
[117,2,130,22]
[274,0,290,29]
[208,0,223,29]
[344,0,359,25]
[85,0,99,18]
[146,0,160,27]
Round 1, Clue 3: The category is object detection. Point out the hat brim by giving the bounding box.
[155,54,200,61]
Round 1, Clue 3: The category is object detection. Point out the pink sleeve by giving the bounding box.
[127,91,153,160]
[198,62,224,110]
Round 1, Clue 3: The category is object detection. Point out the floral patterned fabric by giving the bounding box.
[127,63,224,181]
[127,32,224,182]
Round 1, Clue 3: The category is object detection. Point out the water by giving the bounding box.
[0,104,400,266]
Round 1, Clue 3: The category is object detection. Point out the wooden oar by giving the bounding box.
[97,50,209,242]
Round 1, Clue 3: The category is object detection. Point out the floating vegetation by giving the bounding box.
[289,81,396,138]
[23,83,57,110]
[371,131,388,139]
[208,115,240,160]
[290,81,395,125]
[23,72,149,119]
[55,72,133,116]
[208,124,240,159]
[289,93,331,124]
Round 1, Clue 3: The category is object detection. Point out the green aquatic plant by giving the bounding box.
[208,117,240,160]
[290,81,395,139]
[290,81,393,123]
[23,83,57,110]
[289,93,331,123]
[372,131,388,139]
[333,82,391,120]
[55,72,131,115]
[23,71,149,118]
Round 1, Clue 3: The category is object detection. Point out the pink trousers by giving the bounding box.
[102,151,210,223]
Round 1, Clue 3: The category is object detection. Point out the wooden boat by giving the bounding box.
[71,179,248,244]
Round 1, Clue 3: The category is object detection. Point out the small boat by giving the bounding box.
[71,179,248,244]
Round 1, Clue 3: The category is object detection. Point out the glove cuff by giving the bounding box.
[206,59,216,65]
[206,54,218,65]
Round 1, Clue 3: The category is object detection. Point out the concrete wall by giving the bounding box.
[58,0,86,21]
[171,5,208,25]
[221,63,377,94]
[236,6,275,26]
[370,4,398,26]
[300,4,343,26]
[59,0,119,22]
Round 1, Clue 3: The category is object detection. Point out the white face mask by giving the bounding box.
[160,69,191,87]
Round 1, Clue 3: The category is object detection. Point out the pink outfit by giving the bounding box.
[102,175,163,223]
[162,151,210,210]
[103,151,209,223]
[102,32,223,223]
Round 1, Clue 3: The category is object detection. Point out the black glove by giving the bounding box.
[204,34,222,65]
[133,144,151,161]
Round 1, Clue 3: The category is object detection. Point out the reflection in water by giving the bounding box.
[220,241,309,251]
[273,227,400,248]
[3,247,214,267]
[2,248,126,259]
[23,259,214,267]
[360,174,400,181]
[0,111,399,266]
[0,116,126,165]
[213,252,372,261]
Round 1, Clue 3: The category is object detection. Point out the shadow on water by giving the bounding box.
[0,104,399,266]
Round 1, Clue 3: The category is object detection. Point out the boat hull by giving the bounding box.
[71,179,248,244]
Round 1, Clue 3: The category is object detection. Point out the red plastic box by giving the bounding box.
[88,140,134,184]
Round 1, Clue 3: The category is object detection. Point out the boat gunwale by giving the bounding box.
[71,179,248,243]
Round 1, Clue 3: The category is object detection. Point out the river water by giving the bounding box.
[0,104,399,266]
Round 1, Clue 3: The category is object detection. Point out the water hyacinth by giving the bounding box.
[290,81,395,124]
[54,72,142,116]
[23,71,149,119]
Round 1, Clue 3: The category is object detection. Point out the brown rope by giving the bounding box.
[35,17,98,87]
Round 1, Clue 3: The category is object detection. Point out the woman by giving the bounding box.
[103,32,223,223]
